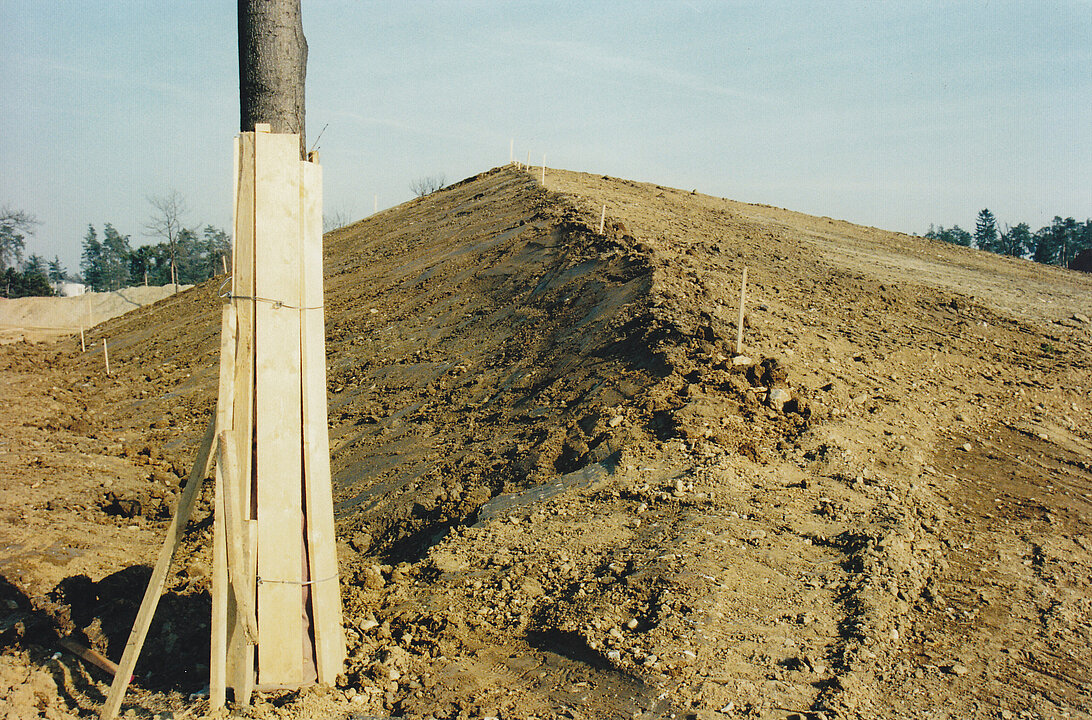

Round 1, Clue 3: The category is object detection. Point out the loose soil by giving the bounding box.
[0,285,191,344]
[1,165,1090,720]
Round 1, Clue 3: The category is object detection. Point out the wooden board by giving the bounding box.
[211,461,229,707]
[228,133,258,697]
[299,158,346,682]
[253,129,305,685]
[210,305,238,708]
[99,416,217,720]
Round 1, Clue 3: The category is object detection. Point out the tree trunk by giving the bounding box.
[238,0,308,158]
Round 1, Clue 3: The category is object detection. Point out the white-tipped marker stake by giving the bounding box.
[221,255,228,274]
[103,338,111,376]
[80,328,85,352]
[599,205,606,234]
[541,155,546,184]
[736,267,748,355]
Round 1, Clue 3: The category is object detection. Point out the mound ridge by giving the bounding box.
[1,164,1089,719]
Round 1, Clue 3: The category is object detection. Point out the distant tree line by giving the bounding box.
[926,209,1092,267]
[2,254,63,298]
[2,193,232,297]
[81,222,229,292]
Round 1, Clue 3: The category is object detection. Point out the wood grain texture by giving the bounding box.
[299,158,346,682]
[228,134,258,697]
[253,130,305,685]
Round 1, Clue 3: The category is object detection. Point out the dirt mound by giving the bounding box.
[0,284,191,343]
[1,165,1091,719]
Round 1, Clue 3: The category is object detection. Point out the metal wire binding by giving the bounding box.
[256,573,339,587]
[218,277,323,310]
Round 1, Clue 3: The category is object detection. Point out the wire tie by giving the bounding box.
[255,573,339,587]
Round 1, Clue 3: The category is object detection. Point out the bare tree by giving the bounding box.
[0,206,38,272]
[239,0,308,157]
[322,208,353,233]
[144,191,189,290]
[410,174,446,197]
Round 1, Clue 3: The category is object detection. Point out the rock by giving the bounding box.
[732,355,753,366]
[360,566,385,590]
[768,387,791,410]
[626,618,639,630]
[1073,312,1090,324]
[520,577,545,597]
[945,663,969,676]
[608,414,624,428]
[961,443,973,452]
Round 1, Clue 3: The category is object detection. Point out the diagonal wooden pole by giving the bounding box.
[100,415,218,720]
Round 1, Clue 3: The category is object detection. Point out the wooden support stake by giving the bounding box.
[541,155,546,184]
[102,339,110,376]
[253,129,305,685]
[79,329,85,352]
[300,157,346,682]
[599,204,606,235]
[736,266,748,355]
[100,416,218,720]
[228,133,257,702]
[210,303,239,709]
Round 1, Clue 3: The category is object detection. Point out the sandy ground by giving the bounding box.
[1,165,1090,719]
[0,285,191,344]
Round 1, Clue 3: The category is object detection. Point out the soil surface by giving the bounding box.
[1,164,1090,720]
[0,285,190,344]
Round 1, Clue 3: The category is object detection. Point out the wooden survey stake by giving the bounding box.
[736,266,748,355]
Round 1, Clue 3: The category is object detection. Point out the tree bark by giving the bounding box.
[238,0,308,158]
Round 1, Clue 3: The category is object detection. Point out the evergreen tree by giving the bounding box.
[2,267,54,298]
[974,209,1001,253]
[101,223,132,290]
[927,225,972,246]
[174,227,202,284]
[23,254,47,278]
[129,244,171,286]
[201,225,231,278]
[999,223,1031,258]
[48,256,67,283]
[1075,220,1092,264]
[80,224,105,291]
[1032,217,1079,266]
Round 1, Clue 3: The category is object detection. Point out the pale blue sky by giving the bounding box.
[2,1,1090,275]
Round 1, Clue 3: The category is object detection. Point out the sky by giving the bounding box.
[2,1,1090,276]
